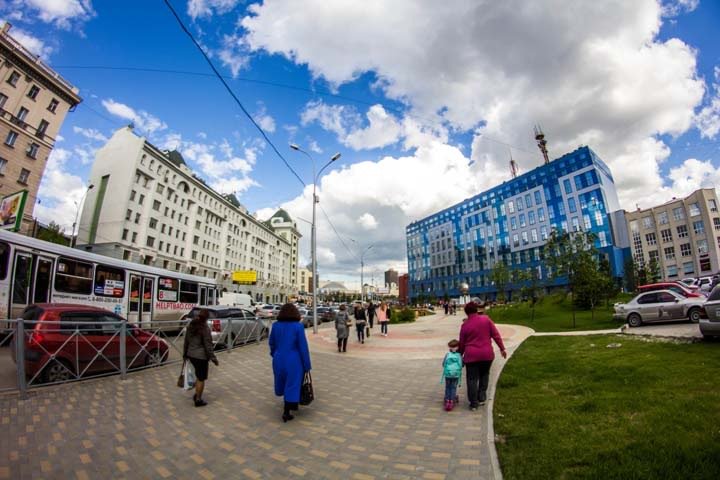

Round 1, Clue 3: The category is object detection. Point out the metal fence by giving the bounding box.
[0,316,270,398]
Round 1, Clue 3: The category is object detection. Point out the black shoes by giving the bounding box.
[282,413,294,423]
[194,398,207,407]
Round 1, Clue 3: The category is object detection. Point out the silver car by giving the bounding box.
[700,286,720,338]
[183,306,269,347]
[613,289,705,327]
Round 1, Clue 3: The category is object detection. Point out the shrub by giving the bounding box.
[389,308,416,324]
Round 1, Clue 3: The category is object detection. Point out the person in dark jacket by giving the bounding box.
[269,303,312,422]
[458,302,506,411]
[367,302,376,333]
[183,309,219,407]
[354,303,367,343]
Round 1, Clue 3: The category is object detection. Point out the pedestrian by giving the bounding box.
[441,339,463,411]
[458,301,506,411]
[182,308,219,407]
[444,302,449,315]
[335,304,351,352]
[451,302,457,315]
[354,303,367,343]
[367,301,376,333]
[269,303,312,422]
[377,301,389,336]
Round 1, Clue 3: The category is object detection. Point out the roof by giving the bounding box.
[167,150,187,167]
[271,208,293,223]
[320,281,348,291]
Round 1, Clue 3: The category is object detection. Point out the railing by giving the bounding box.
[0,317,271,398]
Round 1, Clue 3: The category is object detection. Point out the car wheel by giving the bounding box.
[688,308,701,323]
[627,313,642,328]
[42,359,74,384]
[145,349,167,366]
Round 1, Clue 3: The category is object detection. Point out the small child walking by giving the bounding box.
[441,339,463,411]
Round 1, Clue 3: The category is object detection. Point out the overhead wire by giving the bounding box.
[161,0,305,187]
[318,204,359,262]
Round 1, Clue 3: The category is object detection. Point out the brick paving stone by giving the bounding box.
[0,313,531,479]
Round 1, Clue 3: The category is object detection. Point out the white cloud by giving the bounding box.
[357,213,378,230]
[254,104,276,133]
[73,126,107,142]
[5,27,53,59]
[241,0,706,212]
[35,147,87,231]
[101,99,168,135]
[696,66,720,139]
[3,0,95,30]
[661,0,699,17]
[218,33,248,77]
[187,0,241,20]
[345,105,403,150]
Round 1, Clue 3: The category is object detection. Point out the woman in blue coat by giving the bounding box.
[269,303,312,422]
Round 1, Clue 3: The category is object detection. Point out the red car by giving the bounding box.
[637,282,704,298]
[12,304,169,384]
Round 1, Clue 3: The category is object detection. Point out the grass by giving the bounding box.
[494,335,720,480]
[489,292,634,332]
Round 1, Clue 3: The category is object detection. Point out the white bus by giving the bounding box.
[0,230,219,325]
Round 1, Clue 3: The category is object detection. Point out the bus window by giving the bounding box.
[54,257,93,294]
[94,265,126,297]
[129,276,140,312]
[179,281,198,303]
[0,242,9,280]
[200,286,207,306]
[157,277,179,302]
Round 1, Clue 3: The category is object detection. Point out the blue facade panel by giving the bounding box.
[405,146,629,300]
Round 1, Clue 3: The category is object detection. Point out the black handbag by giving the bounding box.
[300,372,314,406]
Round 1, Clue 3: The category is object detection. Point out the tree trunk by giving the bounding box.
[571,287,576,328]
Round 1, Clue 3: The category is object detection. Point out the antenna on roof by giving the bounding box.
[509,148,519,179]
[534,125,550,165]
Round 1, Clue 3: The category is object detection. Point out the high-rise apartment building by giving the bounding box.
[624,188,720,280]
[77,127,300,303]
[384,268,399,288]
[0,23,81,232]
[406,146,628,301]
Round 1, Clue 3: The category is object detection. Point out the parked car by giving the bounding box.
[13,304,169,384]
[613,290,706,327]
[696,276,714,293]
[316,307,337,323]
[183,306,268,347]
[256,304,281,319]
[638,282,704,298]
[699,286,720,338]
[674,280,700,292]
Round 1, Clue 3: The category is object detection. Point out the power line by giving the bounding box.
[161,0,305,187]
[318,204,358,262]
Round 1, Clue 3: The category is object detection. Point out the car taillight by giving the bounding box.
[29,331,45,345]
[212,319,221,332]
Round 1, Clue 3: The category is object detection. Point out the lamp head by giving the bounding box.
[88,184,95,190]
[330,152,341,162]
[290,143,300,151]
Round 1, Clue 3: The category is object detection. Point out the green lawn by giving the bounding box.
[489,293,633,332]
[494,335,720,480]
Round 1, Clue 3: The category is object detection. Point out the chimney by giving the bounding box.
[1,22,11,34]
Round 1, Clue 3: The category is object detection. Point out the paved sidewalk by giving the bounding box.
[0,313,530,480]
[621,322,702,340]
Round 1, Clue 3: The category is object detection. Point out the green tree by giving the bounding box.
[490,260,511,302]
[623,257,637,292]
[518,267,542,322]
[36,221,70,246]
[646,257,661,283]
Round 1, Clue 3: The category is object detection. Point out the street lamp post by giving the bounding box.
[71,184,94,248]
[359,244,374,303]
[290,144,341,334]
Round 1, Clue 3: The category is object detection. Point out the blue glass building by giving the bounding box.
[405,146,629,301]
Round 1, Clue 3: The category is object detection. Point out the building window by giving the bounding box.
[683,261,694,274]
[18,168,30,184]
[138,194,145,205]
[17,107,29,122]
[660,229,673,243]
[583,215,591,230]
[519,214,526,228]
[689,202,701,217]
[7,71,20,86]
[531,228,538,243]
[5,130,18,147]
[146,236,155,248]
[700,257,711,272]
[667,265,678,278]
[122,229,128,240]
[534,191,541,205]
[26,143,39,159]
[158,241,164,251]
[645,232,657,246]
[131,232,137,243]
[522,231,529,245]
[642,216,654,229]
[528,211,536,225]
[508,200,515,214]
[677,224,688,238]
[153,200,161,211]
[512,234,519,247]
[648,250,659,263]
[672,206,685,221]
[37,120,49,138]
[714,218,720,231]
[693,220,705,235]
[697,239,708,255]
[571,217,580,232]
[48,98,59,113]
[563,179,572,194]
[0,93,7,109]
[0,157,7,175]
[525,194,532,208]
[664,246,675,261]
[125,209,132,221]
[568,197,577,214]
[709,199,718,213]
[156,184,164,194]
[149,218,157,229]
[657,211,668,225]
[680,243,692,257]
[538,207,545,222]
[130,190,136,201]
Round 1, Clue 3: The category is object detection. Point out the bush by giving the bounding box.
[389,308,416,324]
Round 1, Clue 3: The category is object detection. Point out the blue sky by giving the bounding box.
[2,0,719,287]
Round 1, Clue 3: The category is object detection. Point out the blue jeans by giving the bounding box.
[444,377,459,402]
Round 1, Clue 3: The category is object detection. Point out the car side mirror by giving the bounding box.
[674,299,679,303]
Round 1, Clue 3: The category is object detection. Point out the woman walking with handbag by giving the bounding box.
[182,309,219,407]
[377,302,389,336]
[335,304,351,352]
[354,303,367,343]
[269,303,312,422]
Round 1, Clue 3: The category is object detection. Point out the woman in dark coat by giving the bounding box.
[183,309,219,407]
[269,303,312,422]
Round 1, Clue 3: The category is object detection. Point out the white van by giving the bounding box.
[219,292,255,308]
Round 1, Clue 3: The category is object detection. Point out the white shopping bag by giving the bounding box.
[183,361,196,390]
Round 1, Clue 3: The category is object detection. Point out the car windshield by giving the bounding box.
[262,306,274,310]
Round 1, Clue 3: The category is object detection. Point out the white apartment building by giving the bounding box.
[77,127,301,303]
[296,266,312,293]
[625,188,720,280]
